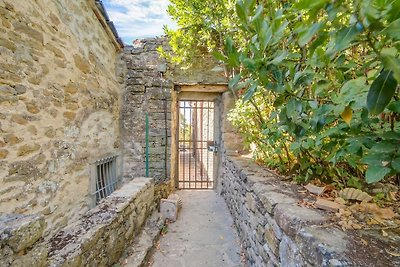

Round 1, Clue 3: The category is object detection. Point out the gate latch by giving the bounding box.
[207,141,218,153]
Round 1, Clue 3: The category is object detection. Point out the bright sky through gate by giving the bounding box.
[101,0,177,45]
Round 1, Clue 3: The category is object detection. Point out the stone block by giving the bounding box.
[274,204,327,237]
[264,225,280,255]
[12,244,48,267]
[259,191,296,214]
[279,235,305,267]
[160,198,179,222]
[296,226,349,266]
[0,213,45,253]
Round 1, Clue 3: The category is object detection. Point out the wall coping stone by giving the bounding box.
[47,177,154,266]
[0,213,45,253]
[221,154,400,266]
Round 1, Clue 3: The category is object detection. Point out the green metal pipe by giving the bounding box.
[145,112,149,177]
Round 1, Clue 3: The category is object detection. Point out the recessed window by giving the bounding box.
[92,155,118,204]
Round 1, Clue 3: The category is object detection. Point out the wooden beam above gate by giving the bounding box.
[176,84,228,93]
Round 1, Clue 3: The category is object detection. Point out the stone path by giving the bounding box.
[148,190,243,267]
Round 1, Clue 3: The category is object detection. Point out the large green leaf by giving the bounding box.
[212,51,227,62]
[365,165,391,183]
[371,141,398,153]
[383,18,400,41]
[381,53,400,83]
[235,0,247,24]
[243,83,257,102]
[361,153,391,165]
[367,70,398,115]
[333,25,359,53]
[391,157,400,172]
[268,50,288,65]
[298,23,323,47]
[387,100,400,113]
[228,74,241,90]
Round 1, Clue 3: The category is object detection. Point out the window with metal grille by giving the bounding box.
[92,155,118,204]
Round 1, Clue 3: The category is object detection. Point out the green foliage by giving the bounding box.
[164,0,237,65]
[224,0,400,185]
[166,0,400,185]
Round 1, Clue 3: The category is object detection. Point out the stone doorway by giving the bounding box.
[178,99,216,189]
[171,85,226,190]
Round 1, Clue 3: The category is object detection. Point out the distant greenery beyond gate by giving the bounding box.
[163,0,400,187]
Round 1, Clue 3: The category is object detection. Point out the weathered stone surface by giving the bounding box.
[260,191,296,214]
[47,178,155,267]
[63,111,76,120]
[73,54,91,74]
[274,204,327,237]
[279,235,307,267]
[25,102,40,114]
[0,38,17,52]
[0,149,8,159]
[0,214,45,252]
[12,244,48,267]
[10,114,28,125]
[0,0,123,238]
[14,85,27,94]
[13,21,44,43]
[296,226,349,267]
[17,143,40,157]
[220,151,400,266]
[160,198,178,222]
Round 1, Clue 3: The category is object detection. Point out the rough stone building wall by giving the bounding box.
[122,38,172,183]
[0,0,123,235]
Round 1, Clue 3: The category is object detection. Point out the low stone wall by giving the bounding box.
[0,178,156,267]
[0,214,47,267]
[220,155,399,267]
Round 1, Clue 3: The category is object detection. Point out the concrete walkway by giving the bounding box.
[149,190,243,267]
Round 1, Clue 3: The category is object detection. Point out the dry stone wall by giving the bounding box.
[220,155,400,266]
[122,38,172,183]
[0,0,123,235]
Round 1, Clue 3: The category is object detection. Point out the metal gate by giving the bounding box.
[178,100,216,189]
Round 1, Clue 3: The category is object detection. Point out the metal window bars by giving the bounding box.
[93,155,118,204]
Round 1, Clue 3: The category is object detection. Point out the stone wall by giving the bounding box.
[0,0,123,235]
[122,38,172,183]
[121,37,227,188]
[0,214,47,267]
[220,156,400,267]
[0,178,155,267]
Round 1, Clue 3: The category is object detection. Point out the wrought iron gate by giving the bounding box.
[178,100,216,189]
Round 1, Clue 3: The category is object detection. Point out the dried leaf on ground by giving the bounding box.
[316,198,346,212]
[389,191,397,201]
[339,188,373,202]
[297,199,315,208]
[386,249,400,257]
[305,183,326,195]
[334,197,346,205]
[351,202,396,219]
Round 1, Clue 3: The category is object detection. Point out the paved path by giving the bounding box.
[149,190,243,267]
